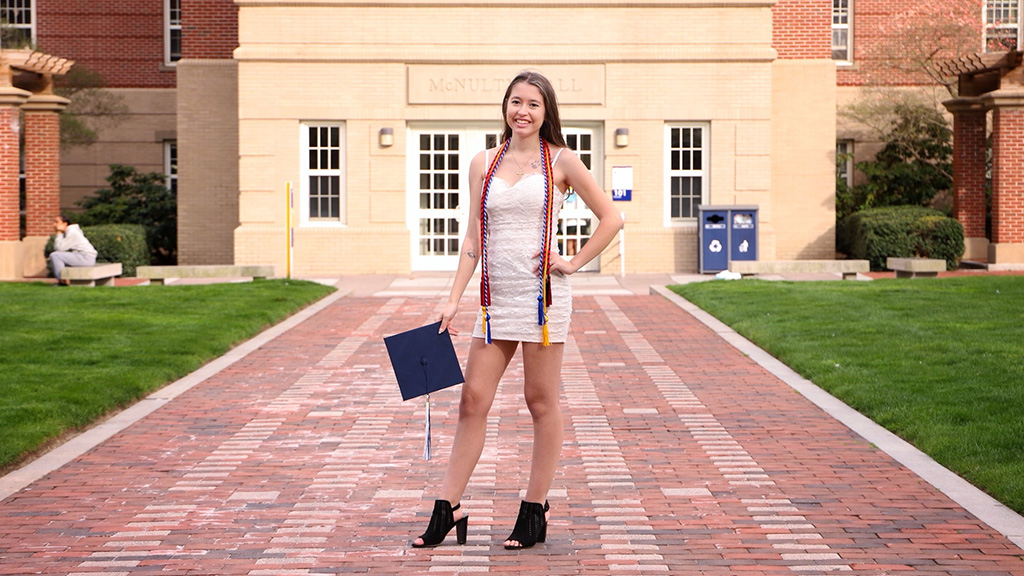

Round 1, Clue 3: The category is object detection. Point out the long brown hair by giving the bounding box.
[499,70,568,148]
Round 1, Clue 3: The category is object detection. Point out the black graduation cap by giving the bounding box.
[384,321,465,460]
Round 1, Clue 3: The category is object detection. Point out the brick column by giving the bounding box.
[943,98,989,261]
[984,90,1024,266]
[20,94,71,277]
[23,95,68,235]
[0,87,31,280]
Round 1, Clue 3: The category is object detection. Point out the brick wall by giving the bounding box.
[772,0,831,59]
[991,107,1024,244]
[0,107,19,241]
[181,0,238,59]
[952,109,988,239]
[38,0,175,88]
[24,111,62,237]
[837,0,984,87]
[177,60,239,265]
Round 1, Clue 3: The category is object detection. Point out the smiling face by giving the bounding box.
[504,81,546,140]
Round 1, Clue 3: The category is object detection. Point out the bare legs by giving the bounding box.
[413,338,515,546]
[413,337,565,547]
[505,341,564,548]
[439,338,518,503]
[520,341,565,501]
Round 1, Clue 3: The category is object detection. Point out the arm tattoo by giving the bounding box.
[465,249,477,259]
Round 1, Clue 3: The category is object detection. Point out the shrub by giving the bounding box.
[45,224,148,277]
[77,165,177,265]
[912,216,965,270]
[842,206,964,271]
[837,98,953,222]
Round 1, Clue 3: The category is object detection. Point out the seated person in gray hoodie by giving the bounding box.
[50,215,98,285]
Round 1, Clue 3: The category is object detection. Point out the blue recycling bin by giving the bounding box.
[730,208,758,263]
[698,208,729,274]
[698,205,758,274]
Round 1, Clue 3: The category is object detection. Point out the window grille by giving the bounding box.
[985,0,1020,51]
[164,141,178,196]
[166,0,182,63]
[837,140,854,190]
[303,125,345,223]
[666,125,707,222]
[416,133,461,256]
[0,0,33,48]
[832,0,852,62]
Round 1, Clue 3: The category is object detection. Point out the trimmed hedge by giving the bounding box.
[45,224,149,277]
[841,206,964,271]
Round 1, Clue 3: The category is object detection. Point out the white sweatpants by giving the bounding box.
[50,251,97,280]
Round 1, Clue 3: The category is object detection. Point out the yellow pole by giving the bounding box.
[285,181,292,278]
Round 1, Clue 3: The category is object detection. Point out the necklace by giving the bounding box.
[510,148,535,177]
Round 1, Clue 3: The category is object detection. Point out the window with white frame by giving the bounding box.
[832,0,852,62]
[836,140,854,190]
[0,0,34,48]
[164,141,178,196]
[666,124,708,223]
[165,0,182,64]
[302,124,345,224]
[985,0,1020,51]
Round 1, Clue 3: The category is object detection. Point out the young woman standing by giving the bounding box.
[412,70,622,550]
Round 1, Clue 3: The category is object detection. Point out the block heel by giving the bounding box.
[504,500,549,550]
[412,500,468,548]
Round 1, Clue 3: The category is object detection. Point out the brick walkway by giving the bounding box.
[1,286,1023,575]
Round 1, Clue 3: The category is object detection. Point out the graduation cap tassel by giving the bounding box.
[423,394,432,461]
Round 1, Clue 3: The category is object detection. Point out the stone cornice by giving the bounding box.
[982,88,1024,109]
[942,97,989,114]
[237,0,774,7]
[233,44,778,63]
[21,94,72,112]
[0,86,32,106]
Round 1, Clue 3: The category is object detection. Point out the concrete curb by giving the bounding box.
[0,287,351,503]
[651,284,1024,551]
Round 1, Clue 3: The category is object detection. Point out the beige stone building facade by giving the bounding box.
[172,0,838,276]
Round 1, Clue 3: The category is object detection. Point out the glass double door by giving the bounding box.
[408,126,601,271]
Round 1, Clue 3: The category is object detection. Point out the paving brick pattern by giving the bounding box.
[1,293,1023,575]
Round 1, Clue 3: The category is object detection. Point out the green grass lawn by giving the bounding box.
[0,279,335,472]
[672,276,1024,516]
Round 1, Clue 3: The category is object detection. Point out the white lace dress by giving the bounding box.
[472,149,572,343]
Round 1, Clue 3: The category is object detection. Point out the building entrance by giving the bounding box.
[407,126,601,272]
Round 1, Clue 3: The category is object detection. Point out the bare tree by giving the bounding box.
[55,65,128,149]
[860,0,987,97]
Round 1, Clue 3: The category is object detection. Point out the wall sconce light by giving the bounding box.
[379,127,394,148]
[614,128,629,147]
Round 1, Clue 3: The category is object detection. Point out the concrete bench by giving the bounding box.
[61,263,123,287]
[136,265,276,285]
[886,257,946,278]
[729,259,869,280]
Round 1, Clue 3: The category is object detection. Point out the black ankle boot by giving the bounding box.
[412,499,468,548]
[504,500,549,550]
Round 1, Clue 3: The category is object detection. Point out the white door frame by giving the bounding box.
[406,124,603,272]
[558,125,603,272]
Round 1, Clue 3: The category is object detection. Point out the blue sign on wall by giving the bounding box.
[612,166,632,202]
